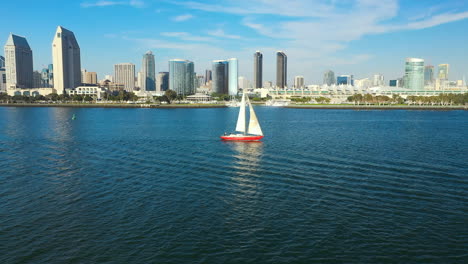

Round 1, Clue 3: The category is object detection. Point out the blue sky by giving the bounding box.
[1,0,468,84]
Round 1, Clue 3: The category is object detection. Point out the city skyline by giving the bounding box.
[0,0,467,84]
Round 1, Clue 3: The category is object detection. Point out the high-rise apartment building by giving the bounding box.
[337,75,354,85]
[373,74,384,86]
[438,64,449,80]
[276,51,287,88]
[254,51,263,88]
[114,63,135,92]
[141,51,155,91]
[33,71,42,88]
[205,70,212,85]
[212,60,229,94]
[169,59,195,96]
[83,72,97,84]
[4,33,33,88]
[404,58,424,90]
[323,70,335,86]
[0,68,6,91]
[157,72,169,92]
[424,65,434,85]
[238,76,250,90]
[52,26,81,94]
[228,58,238,96]
[294,76,304,88]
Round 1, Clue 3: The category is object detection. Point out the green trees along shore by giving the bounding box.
[347,93,467,106]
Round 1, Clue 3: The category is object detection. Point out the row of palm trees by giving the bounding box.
[347,93,467,106]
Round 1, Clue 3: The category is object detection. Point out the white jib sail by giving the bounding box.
[235,93,246,133]
[247,97,263,136]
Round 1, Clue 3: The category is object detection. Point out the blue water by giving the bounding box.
[0,107,467,263]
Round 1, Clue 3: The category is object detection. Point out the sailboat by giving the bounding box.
[220,93,264,141]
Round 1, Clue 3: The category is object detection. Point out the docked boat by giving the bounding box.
[221,93,264,141]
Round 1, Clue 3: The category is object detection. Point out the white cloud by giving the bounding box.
[161,32,213,42]
[172,14,195,22]
[81,0,143,8]
[207,29,241,39]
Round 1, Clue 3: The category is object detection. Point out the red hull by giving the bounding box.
[220,135,264,141]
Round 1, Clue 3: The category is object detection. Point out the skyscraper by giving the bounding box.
[86,72,98,84]
[373,74,384,86]
[254,51,262,88]
[276,51,287,88]
[424,65,434,85]
[157,72,169,92]
[52,26,81,94]
[337,75,354,85]
[294,76,304,88]
[228,58,238,96]
[205,69,212,85]
[114,63,135,92]
[33,71,42,88]
[0,68,6,91]
[4,33,33,88]
[438,64,449,80]
[323,70,335,86]
[212,60,229,94]
[169,59,195,96]
[404,58,424,90]
[141,51,155,91]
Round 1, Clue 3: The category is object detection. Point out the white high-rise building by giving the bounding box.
[52,26,81,94]
[114,63,135,92]
[373,74,385,86]
[228,58,238,96]
[4,33,33,89]
[404,58,424,90]
[294,76,304,88]
[238,76,250,90]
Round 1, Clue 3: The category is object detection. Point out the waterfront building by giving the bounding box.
[228,58,238,96]
[114,63,135,92]
[66,86,106,100]
[389,80,399,87]
[404,58,424,90]
[4,33,34,89]
[0,68,6,91]
[337,75,354,86]
[354,78,371,88]
[254,51,263,88]
[323,70,335,86]
[424,65,434,85]
[276,51,287,88]
[238,76,250,90]
[169,59,195,96]
[294,76,304,88]
[205,69,212,85]
[264,81,273,89]
[52,26,81,94]
[157,72,169,92]
[33,71,41,88]
[40,65,53,88]
[212,60,229,94]
[141,51,156,91]
[373,74,384,86]
[83,72,97,84]
[438,64,449,80]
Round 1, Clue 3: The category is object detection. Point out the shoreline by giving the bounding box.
[286,104,467,110]
[0,103,227,109]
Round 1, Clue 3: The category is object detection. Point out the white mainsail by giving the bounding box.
[235,93,246,133]
[247,96,263,136]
